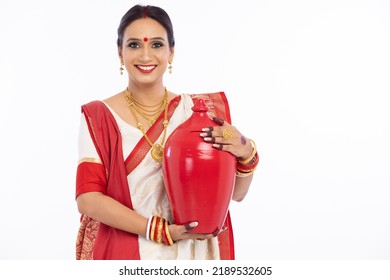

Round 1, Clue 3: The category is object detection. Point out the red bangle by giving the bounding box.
[164,220,174,246]
[161,224,168,245]
[148,216,175,246]
[237,152,259,173]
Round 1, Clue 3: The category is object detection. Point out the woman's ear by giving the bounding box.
[169,47,175,63]
[118,47,123,62]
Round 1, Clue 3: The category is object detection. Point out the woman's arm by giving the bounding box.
[77,192,148,237]
[232,175,254,202]
[77,192,218,241]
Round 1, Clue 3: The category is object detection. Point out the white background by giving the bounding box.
[0,0,389,260]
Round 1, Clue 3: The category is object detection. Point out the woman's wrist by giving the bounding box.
[236,139,259,177]
[147,215,175,246]
[238,139,257,164]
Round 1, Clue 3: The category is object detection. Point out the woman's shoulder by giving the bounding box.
[81,90,122,108]
[80,91,124,118]
[102,90,125,107]
[188,91,226,98]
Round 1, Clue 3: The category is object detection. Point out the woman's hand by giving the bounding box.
[200,116,256,202]
[200,117,253,161]
[168,222,226,242]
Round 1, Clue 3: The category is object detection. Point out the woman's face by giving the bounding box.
[119,18,174,86]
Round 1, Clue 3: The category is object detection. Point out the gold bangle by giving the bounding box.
[150,216,157,241]
[157,217,164,244]
[165,220,174,246]
[237,165,257,173]
[238,139,257,165]
[236,169,256,177]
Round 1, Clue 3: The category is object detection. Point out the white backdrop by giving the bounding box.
[0,0,389,260]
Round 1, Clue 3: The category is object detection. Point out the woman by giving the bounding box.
[75,4,259,260]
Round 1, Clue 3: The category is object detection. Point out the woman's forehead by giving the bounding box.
[123,18,168,38]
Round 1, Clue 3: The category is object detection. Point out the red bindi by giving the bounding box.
[143,37,148,42]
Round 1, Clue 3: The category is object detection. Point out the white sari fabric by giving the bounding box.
[78,94,220,260]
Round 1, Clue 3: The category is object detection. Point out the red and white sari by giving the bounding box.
[75,93,235,260]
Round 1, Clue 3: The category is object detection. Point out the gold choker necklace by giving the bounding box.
[125,88,166,127]
[124,88,169,162]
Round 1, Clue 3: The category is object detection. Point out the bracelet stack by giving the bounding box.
[146,216,174,246]
[236,139,259,177]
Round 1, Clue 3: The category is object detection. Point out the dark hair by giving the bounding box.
[117,5,175,48]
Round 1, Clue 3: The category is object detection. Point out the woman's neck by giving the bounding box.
[127,83,166,106]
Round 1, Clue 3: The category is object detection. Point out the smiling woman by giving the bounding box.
[74,4,259,260]
[119,17,173,87]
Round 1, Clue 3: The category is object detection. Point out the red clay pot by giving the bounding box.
[162,98,236,234]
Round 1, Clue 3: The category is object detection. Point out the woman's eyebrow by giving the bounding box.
[126,37,166,43]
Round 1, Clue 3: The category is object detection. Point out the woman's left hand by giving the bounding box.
[200,117,253,161]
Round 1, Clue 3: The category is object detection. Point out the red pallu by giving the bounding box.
[75,93,235,260]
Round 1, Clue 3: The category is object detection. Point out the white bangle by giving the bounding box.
[145,215,153,240]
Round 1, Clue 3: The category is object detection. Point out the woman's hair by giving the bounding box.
[117,5,175,48]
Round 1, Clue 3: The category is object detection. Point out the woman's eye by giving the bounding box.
[152,42,163,48]
[128,42,140,48]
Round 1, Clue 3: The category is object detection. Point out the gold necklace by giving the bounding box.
[130,92,165,108]
[125,89,166,126]
[124,88,169,162]
[131,105,164,126]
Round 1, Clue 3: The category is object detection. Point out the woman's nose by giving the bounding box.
[139,47,152,62]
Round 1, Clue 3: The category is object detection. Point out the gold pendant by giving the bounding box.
[151,143,164,162]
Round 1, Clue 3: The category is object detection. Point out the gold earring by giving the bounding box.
[120,62,124,75]
[168,62,173,74]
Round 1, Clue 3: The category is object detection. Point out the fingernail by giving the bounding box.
[204,137,213,142]
[185,221,198,231]
[213,144,223,150]
[200,131,212,137]
[213,117,224,126]
[212,229,220,237]
[202,127,213,132]
[190,222,198,227]
[212,227,227,237]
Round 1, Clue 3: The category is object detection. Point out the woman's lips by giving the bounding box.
[136,65,157,73]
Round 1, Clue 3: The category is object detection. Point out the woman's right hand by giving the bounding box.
[168,222,226,241]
